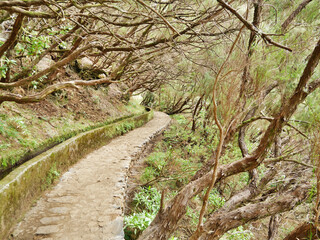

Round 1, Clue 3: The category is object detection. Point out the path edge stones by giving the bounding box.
[114,112,172,240]
[0,111,154,240]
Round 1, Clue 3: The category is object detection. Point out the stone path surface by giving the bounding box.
[11,112,171,240]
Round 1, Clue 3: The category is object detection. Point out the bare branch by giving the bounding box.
[136,0,180,35]
[0,13,23,58]
[2,6,56,18]
[264,158,313,168]
[217,0,293,52]
[192,25,244,239]
[0,78,118,105]
[282,0,314,32]
[0,0,45,8]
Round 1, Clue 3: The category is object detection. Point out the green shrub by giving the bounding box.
[141,167,157,183]
[186,206,200,229]
[42,163,60,190]
[146,152,167,171]
[220,226,253,240]
[208,188,225,211]
[124,212,155,237]
[124,187,161,239]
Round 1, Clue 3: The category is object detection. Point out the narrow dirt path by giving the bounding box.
[11,112,171,240]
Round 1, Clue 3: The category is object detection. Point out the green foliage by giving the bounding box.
[48,25,73,36]
[21,33,50,56]
[169,237,179,240]
[307,183,317,203]
[133,186,161,213]
[297,0,320,24]
[42,163,60,190]
[146,152,167,172]
[116,121,135,134]
[0,142,10,151]
[141,151,169,183]
[125,98,146,114]
[140,116,208,186]
[124,187,161,238]
[0,105,144,171]
[208,188,225,211]
[0,57,16,78]
[0,115,19,139]
[296,88,320,133]
[124,212,155,237]
[141,91,155,107]
[30,79,41,89]
[139,113,213,188]
[155,84,194,115]
[220,226,253,240]
[141,166,157,183]
[0,116,37,157]
[186,205,200,229]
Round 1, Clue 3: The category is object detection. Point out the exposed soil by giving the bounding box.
[23,84,125,122]
[10,112,171,240]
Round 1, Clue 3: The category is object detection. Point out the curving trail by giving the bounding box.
[11,112,171,240]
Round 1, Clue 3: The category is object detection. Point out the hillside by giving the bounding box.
[0,84,144,178]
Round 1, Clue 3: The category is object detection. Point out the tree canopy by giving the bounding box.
[1,0,320,239]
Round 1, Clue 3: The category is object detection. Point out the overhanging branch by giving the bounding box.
[0,78,118,105]
[217,0,292,52]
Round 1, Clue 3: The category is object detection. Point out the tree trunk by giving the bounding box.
[283,222,317,240]
[196,185,310,240]
[267,215,279,240]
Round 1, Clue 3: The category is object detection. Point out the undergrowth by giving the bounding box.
[124,113,254,239]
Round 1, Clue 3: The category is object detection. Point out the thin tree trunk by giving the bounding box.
[191,95,204,132]
[0,14,24,59]
[267,136,281,240]
[191,25,245,239]
[267,215,279,240]
[283,222,317,240]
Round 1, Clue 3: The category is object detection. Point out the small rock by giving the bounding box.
[49,207,69,214]
[77,57,93,69]
[36,225,59,235]
[47,196,76,203]
[40,216,64,225]
[110,217,124,236]
[98,73,107,79]
[36,56,54,72]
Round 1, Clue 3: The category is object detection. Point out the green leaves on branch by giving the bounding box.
[21,34,50,56]
[0,57,16,78]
